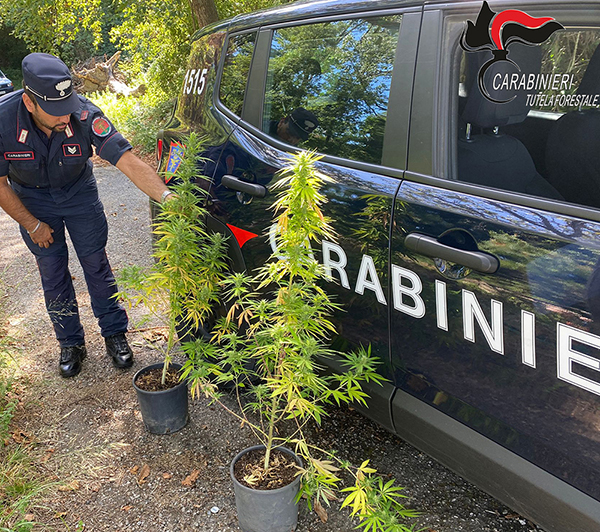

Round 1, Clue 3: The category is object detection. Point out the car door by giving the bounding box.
[209,8,422,431]
[391,3,600,531]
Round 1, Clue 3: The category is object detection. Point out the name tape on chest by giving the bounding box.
[4,151,35,160]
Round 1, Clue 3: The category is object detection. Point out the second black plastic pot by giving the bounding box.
[230,445,302,532]
[132,362,188,434]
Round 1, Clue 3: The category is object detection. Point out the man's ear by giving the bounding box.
[22,93,36,113]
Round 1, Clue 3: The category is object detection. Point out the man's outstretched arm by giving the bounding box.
[115,150,172,203]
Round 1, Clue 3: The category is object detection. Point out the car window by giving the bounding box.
[455,27,600,209]
[176,31,226,129]
[262,15,402,164]
[219,32,257,117]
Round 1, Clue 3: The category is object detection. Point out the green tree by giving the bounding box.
[0,0,103,55]
[215,0,288,20]
[110,0,290,103]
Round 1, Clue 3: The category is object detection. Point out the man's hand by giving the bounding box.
[29,221,54,248]
[0,176,54,247]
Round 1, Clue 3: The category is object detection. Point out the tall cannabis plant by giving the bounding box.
[116,133,229,384]
[182,150,419,531]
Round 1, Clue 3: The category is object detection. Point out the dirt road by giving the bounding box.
[0,164,544,531]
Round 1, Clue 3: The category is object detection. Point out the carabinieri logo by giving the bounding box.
[460,1,563,104]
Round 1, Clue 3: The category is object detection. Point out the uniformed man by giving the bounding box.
[0,53,174,378]
[268,107,319,145]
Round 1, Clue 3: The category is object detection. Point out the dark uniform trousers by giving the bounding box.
[13,176,128,347]
[0,90,131,347]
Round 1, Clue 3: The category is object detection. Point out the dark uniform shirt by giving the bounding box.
[0,90,132,203]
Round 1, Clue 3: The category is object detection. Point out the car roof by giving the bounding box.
[192,0,419,40]
[193,0,600,42]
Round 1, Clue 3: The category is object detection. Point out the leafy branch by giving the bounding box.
[115,132,229,384]
[181,150,420,531]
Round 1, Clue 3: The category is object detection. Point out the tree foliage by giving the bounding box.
[0,0,103,57]
[109,0,199,104]
[0,0,290,102]
[215,0,286,20]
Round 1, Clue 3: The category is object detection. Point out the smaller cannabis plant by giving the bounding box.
[116,133,229,384]
[182,150,420,532]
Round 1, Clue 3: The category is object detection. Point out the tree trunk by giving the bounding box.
[72,52,145,96]
[189,0,219,31]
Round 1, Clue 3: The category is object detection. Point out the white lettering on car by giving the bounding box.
[322,241,350,289]
[391,265,425,318]
[435,280,448,331]
[318,239,600,397]
[356,255,387,305]
[557,323,600,396]
[463,290,504,355]
[183,67,210,95]
[521,310,536,368]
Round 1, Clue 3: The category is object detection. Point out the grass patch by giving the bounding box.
[0,448,49,532]
[0,278,52,531]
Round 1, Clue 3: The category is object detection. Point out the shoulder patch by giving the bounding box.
[92,117,112,137]
[80,110,89,121]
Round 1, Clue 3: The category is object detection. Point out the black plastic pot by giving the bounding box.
[132,363,188,434]
[230,445,302,532]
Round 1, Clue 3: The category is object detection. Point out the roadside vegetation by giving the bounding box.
[0,275,51,532]
[0,1,293,528]
[0,0,291,155]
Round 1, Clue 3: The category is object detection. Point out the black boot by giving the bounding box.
[105,333,134,368]
[59,345,87,378]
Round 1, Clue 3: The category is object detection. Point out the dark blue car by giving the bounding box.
[156,1,600,530]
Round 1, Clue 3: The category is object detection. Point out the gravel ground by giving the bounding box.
[1,163,546,532]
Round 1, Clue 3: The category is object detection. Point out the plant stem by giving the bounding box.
[263,392,279,471]
[162,312,176,386]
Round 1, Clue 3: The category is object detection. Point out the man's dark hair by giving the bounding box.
[22,82,38,107]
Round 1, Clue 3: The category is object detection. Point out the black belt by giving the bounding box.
[9,177,49,189]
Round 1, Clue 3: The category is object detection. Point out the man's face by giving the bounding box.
[276,117,302,146]
[23,94,70,133]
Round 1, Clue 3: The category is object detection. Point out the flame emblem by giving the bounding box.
[460,1,563,103]
[55,79,72,97]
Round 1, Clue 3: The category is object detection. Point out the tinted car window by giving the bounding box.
[455,28,600,209]
[219,32,257,117]
[262,16,402,164]
[176,31,226,129]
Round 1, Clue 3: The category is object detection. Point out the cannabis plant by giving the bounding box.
[116,133,229,384]
[182,150,419,531]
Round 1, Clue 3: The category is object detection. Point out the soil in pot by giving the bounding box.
[134,367,181,391]
[233,448,298,490]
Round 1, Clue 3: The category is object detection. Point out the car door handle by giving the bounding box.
[404,233,499,274]
[222,175,268,198]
